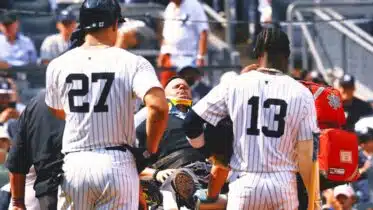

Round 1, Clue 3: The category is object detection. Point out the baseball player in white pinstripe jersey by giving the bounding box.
[45,0,169,209]
[184,28,320,209]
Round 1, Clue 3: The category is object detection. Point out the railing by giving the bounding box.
[286,1,373,100]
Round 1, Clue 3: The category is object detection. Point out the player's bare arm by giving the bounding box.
[207,164,229,199]
[144,87,169,154]
[9,173,26,209]
[197,30,208,67]
[297,139,313,193]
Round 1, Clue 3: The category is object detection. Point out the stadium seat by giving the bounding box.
[12,0,50,12]
[19,15,57,36]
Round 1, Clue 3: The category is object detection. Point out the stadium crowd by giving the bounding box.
[0,0,372,210]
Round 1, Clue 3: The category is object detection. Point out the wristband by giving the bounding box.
[12,197,25,206]
[152,169,160,181]
[197,54,206,60]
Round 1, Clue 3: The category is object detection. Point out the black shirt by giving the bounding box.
[6,91,65,197]
[137,114,196,160]
[344,97,373,131]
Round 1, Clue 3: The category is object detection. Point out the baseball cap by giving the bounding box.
[337,74,355,87]
[355,116,373,142]
[56,10,76,22]
[0,11,18,26]
[334,185,355,198]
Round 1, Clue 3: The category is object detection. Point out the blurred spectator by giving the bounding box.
[0,77,23,121]
[322,188,343,210]
[335,74,373,131]
[116,19,158,50]
[51,0,84,11]
[176,64,211,103]
[0,12,37,68]
[334,185,357,210]
[304,70,328,85]
[0,126,11,188]
[40,10,77,65]
[158,0,209,87]
[354,116,373,209]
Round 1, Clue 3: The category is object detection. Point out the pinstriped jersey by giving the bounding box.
[45,46,162,153]
[193,70,319,173]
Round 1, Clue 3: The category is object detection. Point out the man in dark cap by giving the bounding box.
[40,9,77,64]
[336,74,373,131]
[0,12,37,68]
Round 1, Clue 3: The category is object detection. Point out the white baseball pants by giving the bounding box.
[227,171,298,210]
[58,149,139,210]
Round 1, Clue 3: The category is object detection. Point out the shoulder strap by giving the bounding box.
[313,86,325,100]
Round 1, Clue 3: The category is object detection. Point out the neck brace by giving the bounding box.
[167,97,193,107]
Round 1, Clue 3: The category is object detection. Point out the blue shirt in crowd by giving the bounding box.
[0,33,37,66]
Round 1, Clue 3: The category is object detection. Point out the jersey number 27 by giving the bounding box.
[246,96,288,138]
[66,73,114,113]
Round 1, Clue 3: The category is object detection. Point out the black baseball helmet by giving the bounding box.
[79,0,125,30]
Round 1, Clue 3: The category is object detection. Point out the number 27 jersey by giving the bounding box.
[193,70,319,172]
[45,47,162,153]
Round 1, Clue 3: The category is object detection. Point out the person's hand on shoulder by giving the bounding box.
[241,64,259,74]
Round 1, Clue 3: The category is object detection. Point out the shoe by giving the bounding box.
[171,169,197,201]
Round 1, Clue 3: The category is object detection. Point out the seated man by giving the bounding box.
[136,76,230,209]
[40,9,77,65]
[0,12,37,68]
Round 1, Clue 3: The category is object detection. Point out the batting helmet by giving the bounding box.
[79,0,125,30]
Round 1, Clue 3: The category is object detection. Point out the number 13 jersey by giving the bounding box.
[192,70,319,173]
[45,47,162,154]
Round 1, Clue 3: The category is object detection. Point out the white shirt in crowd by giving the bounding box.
[161,0,209,57]
[40,34,69,62]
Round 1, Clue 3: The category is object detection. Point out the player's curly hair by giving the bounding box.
[252,27,290,64]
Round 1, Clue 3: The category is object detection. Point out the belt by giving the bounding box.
[65,145,127,155]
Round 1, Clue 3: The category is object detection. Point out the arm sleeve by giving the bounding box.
[297,95,319,141]
[5,111,32,174]
[193,1,209,33]
[132,56,163,102]
[45,61,63,109]
[192,83,229,126]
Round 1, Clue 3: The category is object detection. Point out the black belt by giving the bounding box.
[66,145,127,155]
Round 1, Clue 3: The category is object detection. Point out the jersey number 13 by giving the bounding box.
[246,96,288,138]
[66,73,114,113]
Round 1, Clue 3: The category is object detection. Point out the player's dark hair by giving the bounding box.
[165,75,185,87]
[252,27,290,71]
